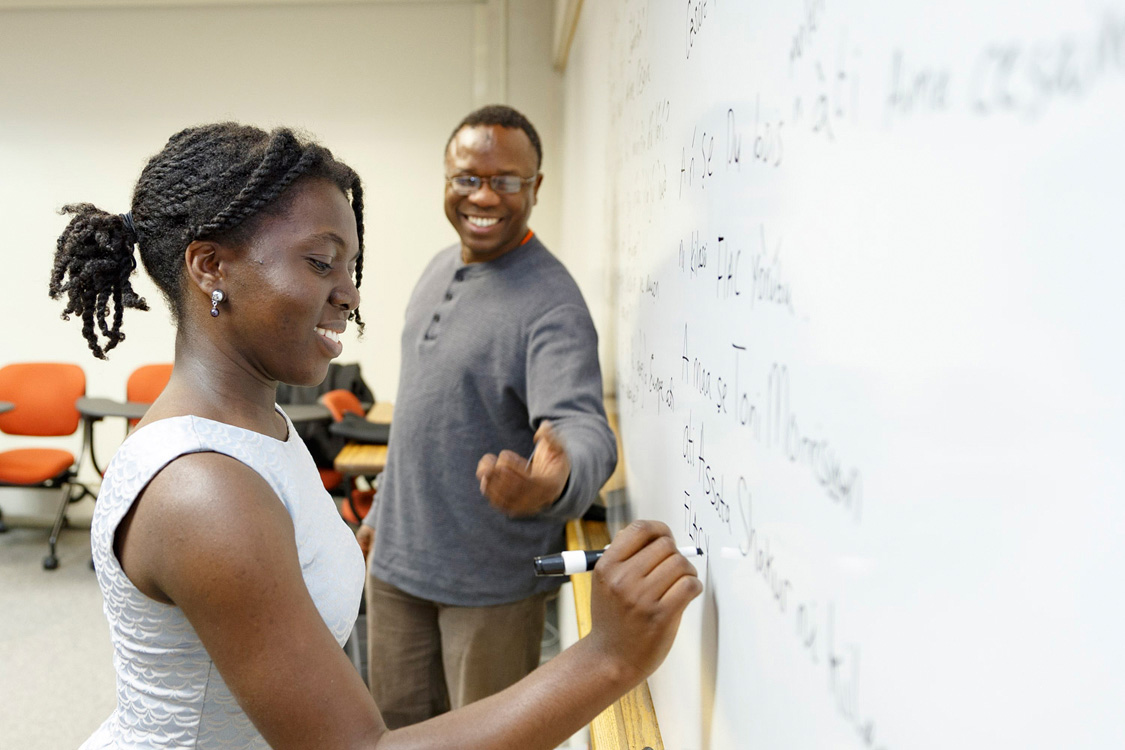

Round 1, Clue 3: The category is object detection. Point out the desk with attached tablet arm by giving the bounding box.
[331,401,393,478]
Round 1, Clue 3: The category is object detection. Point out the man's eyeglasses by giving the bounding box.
[446,174,537,195]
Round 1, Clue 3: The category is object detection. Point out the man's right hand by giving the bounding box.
[586,520,703,684]
[356,524,374,561]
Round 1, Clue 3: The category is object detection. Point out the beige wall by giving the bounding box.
[555,0,615,392]
[0,0,565,513]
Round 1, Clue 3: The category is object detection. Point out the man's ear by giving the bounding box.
[184,240,225,296]
[531,173,544,206]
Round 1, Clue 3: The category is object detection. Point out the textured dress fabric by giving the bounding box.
[80,411,365,749]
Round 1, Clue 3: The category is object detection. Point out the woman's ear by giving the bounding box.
[184,240,225,295]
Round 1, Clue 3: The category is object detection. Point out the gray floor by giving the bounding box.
[0,498,584,750]
[0,500,116,749]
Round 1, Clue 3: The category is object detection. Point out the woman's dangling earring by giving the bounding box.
[210,289,225,317]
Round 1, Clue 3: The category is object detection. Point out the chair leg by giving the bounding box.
[43,483,73,571]
[70,483,97,504]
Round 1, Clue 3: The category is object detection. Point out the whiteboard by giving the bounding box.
[571,1,1125,748]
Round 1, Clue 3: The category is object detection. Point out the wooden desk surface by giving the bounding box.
[366,401,394,422]
[333,442,389,475]
[332,402,393,475]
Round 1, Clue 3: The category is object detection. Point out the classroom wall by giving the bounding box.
[0,0,565,514]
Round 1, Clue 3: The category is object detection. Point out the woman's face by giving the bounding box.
[222,177,361,388]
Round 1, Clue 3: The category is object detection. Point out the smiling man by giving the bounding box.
[357,105,617,728]
[443,121,541,264]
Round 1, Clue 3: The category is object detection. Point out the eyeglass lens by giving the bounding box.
[449,175,529,195]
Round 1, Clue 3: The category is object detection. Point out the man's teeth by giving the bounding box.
[315,327,340,343]
[467,216,499,228]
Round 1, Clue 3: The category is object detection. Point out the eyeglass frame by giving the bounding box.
[444,173,539,196]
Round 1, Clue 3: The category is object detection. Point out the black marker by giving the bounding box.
[533,545,702,576]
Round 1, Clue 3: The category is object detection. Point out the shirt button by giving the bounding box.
[432,313,440,322]
[445,292,453,301]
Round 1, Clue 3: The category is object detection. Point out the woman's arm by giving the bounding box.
[118,451,386,748]
[120,452,699,750]
[379,521,701,750]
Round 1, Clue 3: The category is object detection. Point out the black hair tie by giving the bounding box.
[119,212,137,241]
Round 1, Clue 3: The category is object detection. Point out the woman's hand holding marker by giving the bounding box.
[586,520,703,685]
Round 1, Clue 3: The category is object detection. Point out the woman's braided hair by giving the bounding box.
[50,122,365,359]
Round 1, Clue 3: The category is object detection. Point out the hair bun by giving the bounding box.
[49,203,149,359]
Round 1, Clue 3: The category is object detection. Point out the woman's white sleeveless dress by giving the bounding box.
[80,412,365,749]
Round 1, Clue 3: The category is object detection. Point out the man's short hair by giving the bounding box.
[446,105,543,171]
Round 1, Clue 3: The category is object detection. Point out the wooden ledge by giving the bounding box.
[566,518,664,750]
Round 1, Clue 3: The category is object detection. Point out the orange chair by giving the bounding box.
[0,363,86,569]
[127,363,173,404]
[320,388,366,423]
[318,389,375,525]
[125,363,173,428]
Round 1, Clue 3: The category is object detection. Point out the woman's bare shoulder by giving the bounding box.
[116,450,297,605]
